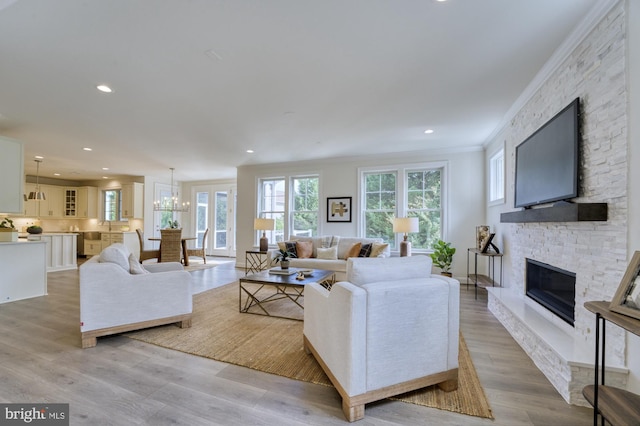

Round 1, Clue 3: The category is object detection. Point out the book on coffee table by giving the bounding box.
[268,268,298,276]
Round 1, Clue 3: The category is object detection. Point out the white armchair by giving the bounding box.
[303,255,460,422]
[80,243,193,348]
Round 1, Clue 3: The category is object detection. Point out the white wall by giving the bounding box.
[237,148,484,278]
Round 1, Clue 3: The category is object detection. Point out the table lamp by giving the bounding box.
[254,218,275,252]
[393,217,419,257]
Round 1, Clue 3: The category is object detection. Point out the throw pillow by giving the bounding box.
[284,241,298,257]
[296,241,313,259]
[345,242,362,259]
[129,253,149,274]
[369,242,389,257]
[99,244,129,271]
[317,246,338,260]
[358,243,373,257]
[277,241,286,251]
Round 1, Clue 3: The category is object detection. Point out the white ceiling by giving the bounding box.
[0,0,599,182]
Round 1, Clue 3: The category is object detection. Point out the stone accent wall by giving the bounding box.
[498,4,628,372]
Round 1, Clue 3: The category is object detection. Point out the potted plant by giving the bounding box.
[273,248,296,270]
[167,220,180,229]
[430,239,456,277]
[26,225,43,234]
[0,217,18,242]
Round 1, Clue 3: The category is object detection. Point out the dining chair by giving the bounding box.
[186,228,208,264]
[160,228,183,263]
[136,228,160,263]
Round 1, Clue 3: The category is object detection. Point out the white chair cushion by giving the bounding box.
[99,243,131,271]
[347,255,432,287]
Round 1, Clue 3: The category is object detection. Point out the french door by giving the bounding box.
[191,184,236,257]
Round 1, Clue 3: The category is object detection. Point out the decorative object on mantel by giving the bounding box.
[609,250,640,320]
[430,239,455,277]
[476,225,490,250]
[327,197,351,222]
[393,217,419,257]
[254,218,275,252]
[27,158,46,201]
[26,225,43,234]
[0,217,18,242]
[153,168,190,213]
[273,248,296,270]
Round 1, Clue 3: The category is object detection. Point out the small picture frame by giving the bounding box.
[476,225,490,250]
[610,251,640,320]
[327,197,352,222]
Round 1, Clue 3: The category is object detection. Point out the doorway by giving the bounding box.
[191,184,236,257]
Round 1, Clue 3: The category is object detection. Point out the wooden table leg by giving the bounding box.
[182,240,189,266]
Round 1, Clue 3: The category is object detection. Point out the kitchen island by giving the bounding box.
[0,241,47,304]
[25,232,78,272]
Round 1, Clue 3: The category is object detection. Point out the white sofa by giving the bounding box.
[79,243,193,348]
[303,255,460,422]
[268,235,390,281]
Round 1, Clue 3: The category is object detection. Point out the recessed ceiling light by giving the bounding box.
[424,129,434,134]
[34,155,44,159]
[96,85,112,93]
[83,147,92,151]
[53,173,60,176]
[246,149,254,153]
[102,176,109,179]
[102,167,109,171]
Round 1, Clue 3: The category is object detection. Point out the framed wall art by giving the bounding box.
[327,197,352,222]
[610,251,640,320]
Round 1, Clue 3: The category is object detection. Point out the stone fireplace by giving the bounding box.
[525,259,575,326]
[485,3,630,407]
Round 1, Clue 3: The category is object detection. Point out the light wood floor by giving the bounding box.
[0,260,593,425]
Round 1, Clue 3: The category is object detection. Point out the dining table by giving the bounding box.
[148,236,197,266]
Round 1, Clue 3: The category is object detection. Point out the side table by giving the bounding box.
[245,250,270,275]
[583,301,640,426]
[467,248,503,299]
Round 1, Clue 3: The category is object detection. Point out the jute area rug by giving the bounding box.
[125,283,493,419]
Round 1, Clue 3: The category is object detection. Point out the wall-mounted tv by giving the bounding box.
[514,98,580,208]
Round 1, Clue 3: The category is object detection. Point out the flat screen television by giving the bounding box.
[514,98,580,208]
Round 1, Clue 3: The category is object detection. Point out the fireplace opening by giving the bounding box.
[525,258,576,326]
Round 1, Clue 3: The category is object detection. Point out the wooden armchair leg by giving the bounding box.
[179,318,192,328]
[343,399,364,422]
[438,378,458,392]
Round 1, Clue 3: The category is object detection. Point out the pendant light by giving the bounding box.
[153,168,190,212]
[28,159,46,201]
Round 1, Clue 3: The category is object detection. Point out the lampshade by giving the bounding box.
[393,217,419,234]
[28,159,46,201]
[254,218,275,231]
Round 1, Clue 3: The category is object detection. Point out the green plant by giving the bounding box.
[0,217,15,229]
[430,239,456,273]
[168,220,180,229]
[273,249,296,264]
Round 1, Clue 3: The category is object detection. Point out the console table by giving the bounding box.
[467,248,503,299]
[583,301,640,426]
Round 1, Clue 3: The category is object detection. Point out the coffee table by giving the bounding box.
[239,268,335,321]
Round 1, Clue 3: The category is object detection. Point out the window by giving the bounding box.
[363,172,396,247]
[291,176,319,237]
[258,175,319,244]
[103,189,122,221]
[489,148,505,204]
[361,163,445,252]
[258,178,285,243]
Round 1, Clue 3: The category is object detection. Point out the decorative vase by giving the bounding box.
[281,260,290,270]
[441,272,453,277]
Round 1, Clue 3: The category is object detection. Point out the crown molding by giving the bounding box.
[484,0,622,146]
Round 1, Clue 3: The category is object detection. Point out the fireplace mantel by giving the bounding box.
[500,202,607,223]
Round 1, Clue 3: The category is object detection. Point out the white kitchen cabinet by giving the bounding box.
[121,182,144,219]
[64,188,78,217]
[101,231,137,255]
[27,233,77,272]
[77,186,98,218]
[0,136,24,215]
[84,239,102,256]
[40,185,64,218]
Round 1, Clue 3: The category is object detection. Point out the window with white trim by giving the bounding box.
[489,148,505,204]
[361,163,445,252]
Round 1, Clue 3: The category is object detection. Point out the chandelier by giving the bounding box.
[153,168,190,212]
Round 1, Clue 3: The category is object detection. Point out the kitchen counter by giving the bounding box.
[22,233,77,272]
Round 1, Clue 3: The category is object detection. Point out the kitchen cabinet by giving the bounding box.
[0,241,47,303]
[27,233,77,272]
[121,183,144,219]
[77,186,98,218]
[84,239,102,256]
[64,188,78,217]
[101,231,138,255]
[0,136,24,214]
[40,185,64,218]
